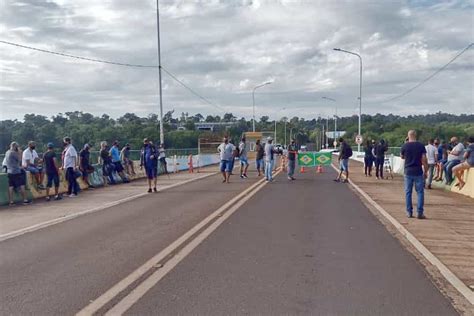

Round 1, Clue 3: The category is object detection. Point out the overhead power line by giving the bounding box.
[381,42,474,103]
[0,40,159,68]
[161,66,226,112]
[0,40,226,112]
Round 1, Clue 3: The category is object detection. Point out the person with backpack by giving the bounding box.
[334,137,352,183]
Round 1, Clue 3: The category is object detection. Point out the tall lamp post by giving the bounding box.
[322,97,337,148]
[156,0,164,145]
[252,81,272,132]
[333,48,362,152]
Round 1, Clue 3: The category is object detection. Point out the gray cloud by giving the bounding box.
[0,0,473,121]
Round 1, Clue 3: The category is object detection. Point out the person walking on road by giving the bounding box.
[218,136,233,183]
[374,139,387,179]
[363,140,374,177]
[5,142,30,206]
[401,130,428,219]
[334,137,352,183]
[255,139,264,177]
[43,143,61,201]
[264,137,276,182]
[239,137,249,179]
[287,138,298,180]
[425,139,438,189]
[140,138,158,193]
[62,137,79,197]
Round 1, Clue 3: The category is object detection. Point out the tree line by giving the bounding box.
[1,111,472,153]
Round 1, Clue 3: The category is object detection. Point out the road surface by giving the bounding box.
[0,168,458,315]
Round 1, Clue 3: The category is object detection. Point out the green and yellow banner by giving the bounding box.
[297,152,332,167]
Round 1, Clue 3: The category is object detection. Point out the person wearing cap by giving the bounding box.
[22,140,45,189]
[140,138,158,192]
[121,143,136,176]
[264,137,276,181]
[80,144,95,188]
[43,143,61,201]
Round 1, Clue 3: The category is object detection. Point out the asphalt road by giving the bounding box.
[0,168,457,315]
[126,170,456,316]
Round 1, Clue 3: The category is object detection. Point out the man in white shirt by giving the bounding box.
[425,139,438,189]
[444,137,465,185]
[62,137,79,197]
[239,137,249,179]
[264,137,276,182]
[22,141,45,189]
[218,136,233,183]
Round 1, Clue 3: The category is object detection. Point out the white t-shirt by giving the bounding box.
[218,143,233,161]
[448,143,465,161]
[22,148,39,167]
[64,144,78,169]
[264,143,274,161]
[239,142,247,159]
[425,144,437,164]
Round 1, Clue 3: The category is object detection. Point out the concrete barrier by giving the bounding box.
[0,154,220,206]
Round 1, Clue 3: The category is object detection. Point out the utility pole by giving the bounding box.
[156,0,164,145]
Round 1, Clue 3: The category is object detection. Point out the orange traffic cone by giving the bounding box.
[317,165,323,173]
[300,166,305,173]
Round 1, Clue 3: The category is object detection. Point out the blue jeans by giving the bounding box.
[404,175,424,216]
[444,160,461,184]
[256,159,264,171]
[265,159,274,180]
[287,159,295,177]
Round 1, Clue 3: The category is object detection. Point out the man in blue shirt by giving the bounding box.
[110,140,129,183]
[401,130,428,219]
[140,138,158,192]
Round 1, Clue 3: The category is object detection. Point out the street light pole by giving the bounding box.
[156,0,164,145]
[333,48,362,152]
[252,81,272,132]
[322,97,337,148]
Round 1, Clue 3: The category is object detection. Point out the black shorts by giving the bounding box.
[113,161,124,173]
[8,172,26,188]
[47,172,60,188]
[81,165,94,177]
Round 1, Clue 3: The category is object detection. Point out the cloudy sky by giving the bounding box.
[0,0,473,121]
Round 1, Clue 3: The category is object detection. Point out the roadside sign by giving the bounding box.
[355,135,363,145]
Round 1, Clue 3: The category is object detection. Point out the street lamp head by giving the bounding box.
[333,48,341,51]
[264,81,272,85]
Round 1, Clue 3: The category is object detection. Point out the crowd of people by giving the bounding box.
[2,137,169,206]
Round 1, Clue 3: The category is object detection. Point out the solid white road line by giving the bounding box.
[77,171,279,316]
[0,172,216,243]
[330,164,474,305]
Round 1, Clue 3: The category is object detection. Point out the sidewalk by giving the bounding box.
[0,167,218,240]
[345,159,473,308]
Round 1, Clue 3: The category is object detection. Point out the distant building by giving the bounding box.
[191,122,239,131]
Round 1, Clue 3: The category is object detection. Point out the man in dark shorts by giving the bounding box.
[140,138,158,193]
[401,130,428,219]
[110,141,129,183]
[5,142,30,206]
[43,143,61,201]
[121,143,136,176]
[100,141,116,185]
[79,144,95,188]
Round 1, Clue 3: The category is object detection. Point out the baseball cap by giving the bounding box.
[47,142,54,148]
[267,136,273,141]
